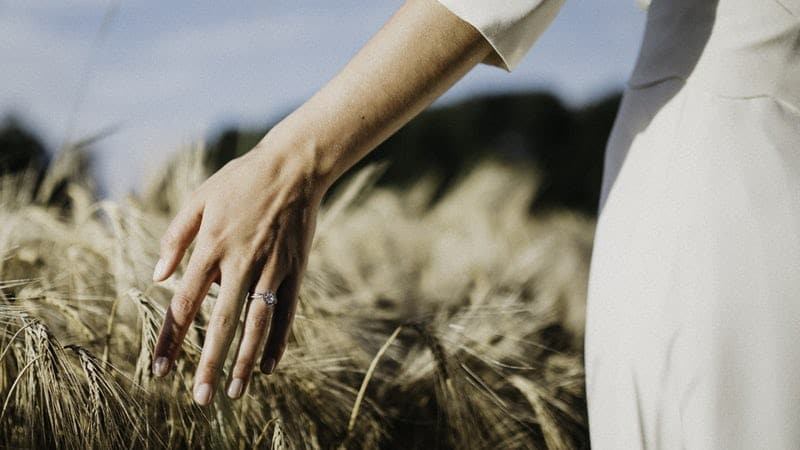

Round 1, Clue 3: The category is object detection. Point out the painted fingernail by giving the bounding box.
[261,358,276,374]
[227,378,244,399]
[152,259,165,281]
[194,383,213,405]
[153,357,169,377]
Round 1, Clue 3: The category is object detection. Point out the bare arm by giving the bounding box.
[264,0,492,189]
[152,0,492,405]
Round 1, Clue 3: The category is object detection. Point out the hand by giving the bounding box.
[151,133,323,405]
[147,0,489,406]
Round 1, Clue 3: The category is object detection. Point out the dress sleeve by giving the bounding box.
[436,0,565,71]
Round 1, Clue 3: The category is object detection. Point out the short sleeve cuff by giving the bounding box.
[436,0,565,71]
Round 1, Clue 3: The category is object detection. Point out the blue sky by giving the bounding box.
[1,1,646,198]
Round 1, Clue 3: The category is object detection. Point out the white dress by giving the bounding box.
[437,0,800,448]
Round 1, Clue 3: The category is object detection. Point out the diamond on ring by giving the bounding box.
[248,290,277,306]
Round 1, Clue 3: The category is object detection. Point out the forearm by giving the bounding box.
[260,0,491,192]
[153,0,493,399]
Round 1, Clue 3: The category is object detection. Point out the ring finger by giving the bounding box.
[226,264,283,399]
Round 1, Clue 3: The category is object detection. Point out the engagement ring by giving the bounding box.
[248,290,277,307]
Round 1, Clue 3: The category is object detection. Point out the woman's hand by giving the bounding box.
[149,0,491,406]
[151,132,324,405]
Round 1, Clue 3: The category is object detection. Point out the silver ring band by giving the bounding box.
[248,290,277,306]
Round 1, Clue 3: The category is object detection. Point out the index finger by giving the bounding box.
[154,196,204,282]
[152,251,219,377]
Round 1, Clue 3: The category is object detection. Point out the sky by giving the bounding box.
[1,1,647,198]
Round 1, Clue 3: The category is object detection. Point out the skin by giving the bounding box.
[152,0,493,405]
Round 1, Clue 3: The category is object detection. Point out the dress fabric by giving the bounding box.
[437,0,800,448]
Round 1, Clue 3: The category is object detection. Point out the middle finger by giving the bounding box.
[192,262,252,405]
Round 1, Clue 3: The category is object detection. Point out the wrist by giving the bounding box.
[253,119,334,201]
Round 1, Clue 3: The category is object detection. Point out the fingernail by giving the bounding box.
[194,383,213,405]
[153,357,169,377]
[261,358,276,374]
[152,259,165,281]
[227,378,244,399]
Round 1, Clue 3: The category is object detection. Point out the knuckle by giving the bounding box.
[203,221,226,241]
[165,337,183,356]
[203,358,225,375]
[170,292,196,320]
[196,237,224,260]
[193,252,218,275]
[253,311,271,330]
[220,255,247,274]
[233,358,254,379]
[215,313,237,331]
[155,329,175,354]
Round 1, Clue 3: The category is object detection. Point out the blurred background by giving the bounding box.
[2,0,645,208]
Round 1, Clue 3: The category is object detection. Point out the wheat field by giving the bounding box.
[0,147,593,449]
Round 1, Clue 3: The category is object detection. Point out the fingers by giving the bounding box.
[260,271,302,375]
[192,264,252,405]
[152,252,218,378]
[226,265,283,399]
[153,197,204,281]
